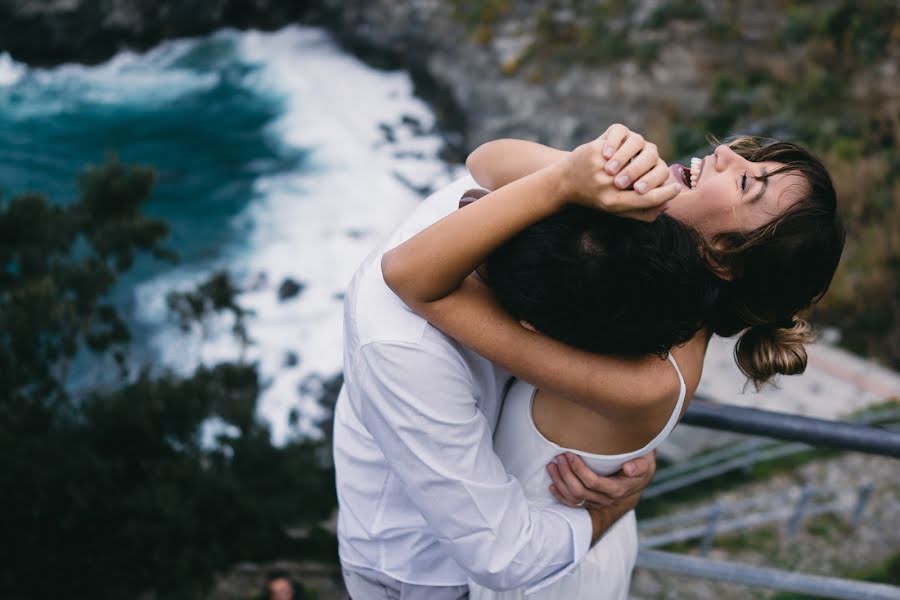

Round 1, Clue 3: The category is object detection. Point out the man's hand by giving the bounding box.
[546,451,656,509]
[559,124,678,221]
[547,451,657,544]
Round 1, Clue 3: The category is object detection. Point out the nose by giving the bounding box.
[713,144,739,171]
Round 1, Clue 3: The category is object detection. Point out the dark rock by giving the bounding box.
[392,171,433,197]
[277,277,305,302]
[0,0,312,66]
[283,350,299,368]
[378,122,396,143]
[400,114,425,135]
[393,150,426,160]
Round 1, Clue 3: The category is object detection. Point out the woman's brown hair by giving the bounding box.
[704,137,846,388]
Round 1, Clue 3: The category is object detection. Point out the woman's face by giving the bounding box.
[662,144,807,239]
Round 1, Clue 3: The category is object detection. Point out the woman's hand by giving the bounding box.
[561,124,679,221]
[547,450,657,508]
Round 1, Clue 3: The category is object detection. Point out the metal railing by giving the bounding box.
[645,403,900,499]
[639,483,873,550]
[635,399,900,599]
[681,398,900,457]
[637,550,900,600]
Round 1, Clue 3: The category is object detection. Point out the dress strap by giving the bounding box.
[646,353,687,450]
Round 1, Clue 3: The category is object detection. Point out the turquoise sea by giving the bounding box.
[0,26,462,441]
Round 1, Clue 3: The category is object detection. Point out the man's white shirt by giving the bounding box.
[333,175,592,593]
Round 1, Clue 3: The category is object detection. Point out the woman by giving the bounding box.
[381,125,845,598]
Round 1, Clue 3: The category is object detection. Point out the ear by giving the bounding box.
[459,188,490,209]
[701,243,736,281]
[707,257,735,281]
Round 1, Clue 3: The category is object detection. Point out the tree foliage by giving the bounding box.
[0,158,337,599]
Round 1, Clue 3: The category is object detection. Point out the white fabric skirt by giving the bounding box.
[468,510,638,600]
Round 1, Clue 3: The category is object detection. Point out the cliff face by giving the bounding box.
[312,0,710,152]
[0,0,310,66]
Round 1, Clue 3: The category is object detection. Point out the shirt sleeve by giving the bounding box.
[354,340,592,592]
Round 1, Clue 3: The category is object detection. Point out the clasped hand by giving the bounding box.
[560,123,680,222]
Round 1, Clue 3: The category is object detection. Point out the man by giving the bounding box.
[334,130,663,598]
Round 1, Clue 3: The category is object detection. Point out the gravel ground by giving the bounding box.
[631,453,900,599]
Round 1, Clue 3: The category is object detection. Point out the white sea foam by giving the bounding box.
[1,40,219,117]
[0,52,26,86]
[135,26,463,442]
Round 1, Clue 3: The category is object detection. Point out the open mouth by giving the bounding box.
[689,157,703,188]
[671,157,704,190]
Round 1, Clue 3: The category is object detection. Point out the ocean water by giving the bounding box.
[0,26,463,442]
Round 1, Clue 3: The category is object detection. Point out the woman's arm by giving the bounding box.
[381,160,569,304]
[382,130,682,411]
[382,133,675,305]
[467,125,666,192]
[466,139,569,191]
[415,275,679,412]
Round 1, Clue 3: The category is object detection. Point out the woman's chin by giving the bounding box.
[660,192,694,225]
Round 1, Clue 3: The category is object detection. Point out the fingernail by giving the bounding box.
[603,145,614,158]
[566,453,576,462]
[624,464,635,476]
[672,183,681,193]
[556,456,566,465]
[606,160,620,173]
[635,181,648,193]
[615,174,629,187]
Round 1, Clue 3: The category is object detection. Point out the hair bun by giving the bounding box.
[734,317,813,388]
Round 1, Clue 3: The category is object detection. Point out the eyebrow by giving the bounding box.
[751,169,769,204]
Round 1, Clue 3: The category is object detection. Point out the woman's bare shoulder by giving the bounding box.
[623,329,708,412]
[674,329,709,395]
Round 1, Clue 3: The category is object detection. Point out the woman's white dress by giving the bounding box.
[469,354,686,600]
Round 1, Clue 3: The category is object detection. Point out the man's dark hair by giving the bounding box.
[485,206,718,357]
[261,570,306,600]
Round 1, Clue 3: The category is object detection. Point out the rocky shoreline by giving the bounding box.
[0,0,718,158]
[0,0,473,156]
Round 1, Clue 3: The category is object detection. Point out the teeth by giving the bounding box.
[689,157,701,189]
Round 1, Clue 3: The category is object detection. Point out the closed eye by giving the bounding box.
[750,168,770,204]
[740,172,747,192]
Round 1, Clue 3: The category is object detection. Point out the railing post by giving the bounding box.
[787,485,813,537]
[851,484,874,528]
[742,439,761,474]
[701,502,722,556]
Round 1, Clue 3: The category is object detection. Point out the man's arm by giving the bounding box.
[589,493,643,542]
